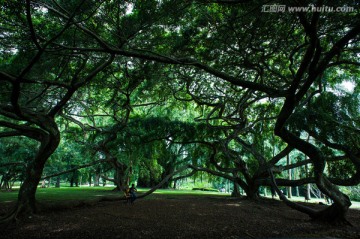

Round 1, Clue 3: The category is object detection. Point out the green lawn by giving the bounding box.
[1,187,359,209]
[0,187,226,204]
[0,186,121,203]
[151,188,228,196]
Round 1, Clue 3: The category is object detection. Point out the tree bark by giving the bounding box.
[94,174,100,186]
[287,155,292,198]
[1,119,60,223]
[94,168,100,186]
[231,172,241,197]
[137,165,189,199]
[88,173,92,186]
[55,177,60,188]
[241,180,260,200]
[276,128,352,223]
[231,182,241,197]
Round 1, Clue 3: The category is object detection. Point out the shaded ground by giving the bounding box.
[1,194,360,239]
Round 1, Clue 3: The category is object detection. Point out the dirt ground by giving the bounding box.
[1,194,360,239]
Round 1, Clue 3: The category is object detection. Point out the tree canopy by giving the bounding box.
[0,0,359,224]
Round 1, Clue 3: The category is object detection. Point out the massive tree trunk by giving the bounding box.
[245,188,260,199]
[241,180,260,200]
[270,15,360,223]
[231,181,241,197]
[69,166,79,187]
[1,119,60,223]
[94,174,100,186]
[276,127,351,223]
[231,172,241,197]
[113,166,124,190]
[161,167,172,189]
[100,158,129,191]
[94,167,101,186]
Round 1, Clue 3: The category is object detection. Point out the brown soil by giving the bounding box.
[2,194,360,239]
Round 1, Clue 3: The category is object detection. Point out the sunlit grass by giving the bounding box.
[0,186,121,203]
[264,195,360,209]
[36,186,121,202]
[0,190,18,202]
[1,187,359,209]
[0,187,228,203]
[151,188,227,196]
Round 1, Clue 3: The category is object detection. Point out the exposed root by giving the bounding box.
[0,205,20,229]
[0,202,36,230]
[309,203,353,226]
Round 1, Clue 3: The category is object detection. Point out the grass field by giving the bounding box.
[0,186,119,203]
[1,186,359,209]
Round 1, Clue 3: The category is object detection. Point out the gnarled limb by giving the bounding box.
[137,165,190,199]
[0,121,60,225]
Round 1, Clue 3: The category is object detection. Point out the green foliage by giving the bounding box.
[0,0,359,206]
[0,137,38,183]
[328,159,356,180]
[348,186,360,201]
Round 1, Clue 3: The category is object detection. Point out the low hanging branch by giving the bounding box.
[269,166,352,224]
[256,176,316,187]
[137,164,190,199]
[172,169,197,182]
[188,165,235,182]
[0,162,26,168]
[41,159,109,180]
[267,168,318,217]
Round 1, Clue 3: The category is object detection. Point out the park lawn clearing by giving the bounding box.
[0,187,121,204]
[1,187,359,208]
[2,187,359,208]
[0,187,227,204]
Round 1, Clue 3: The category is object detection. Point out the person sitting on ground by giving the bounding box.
[129,183,137,204]
[270,186,276,199]
[124,185,131,203]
